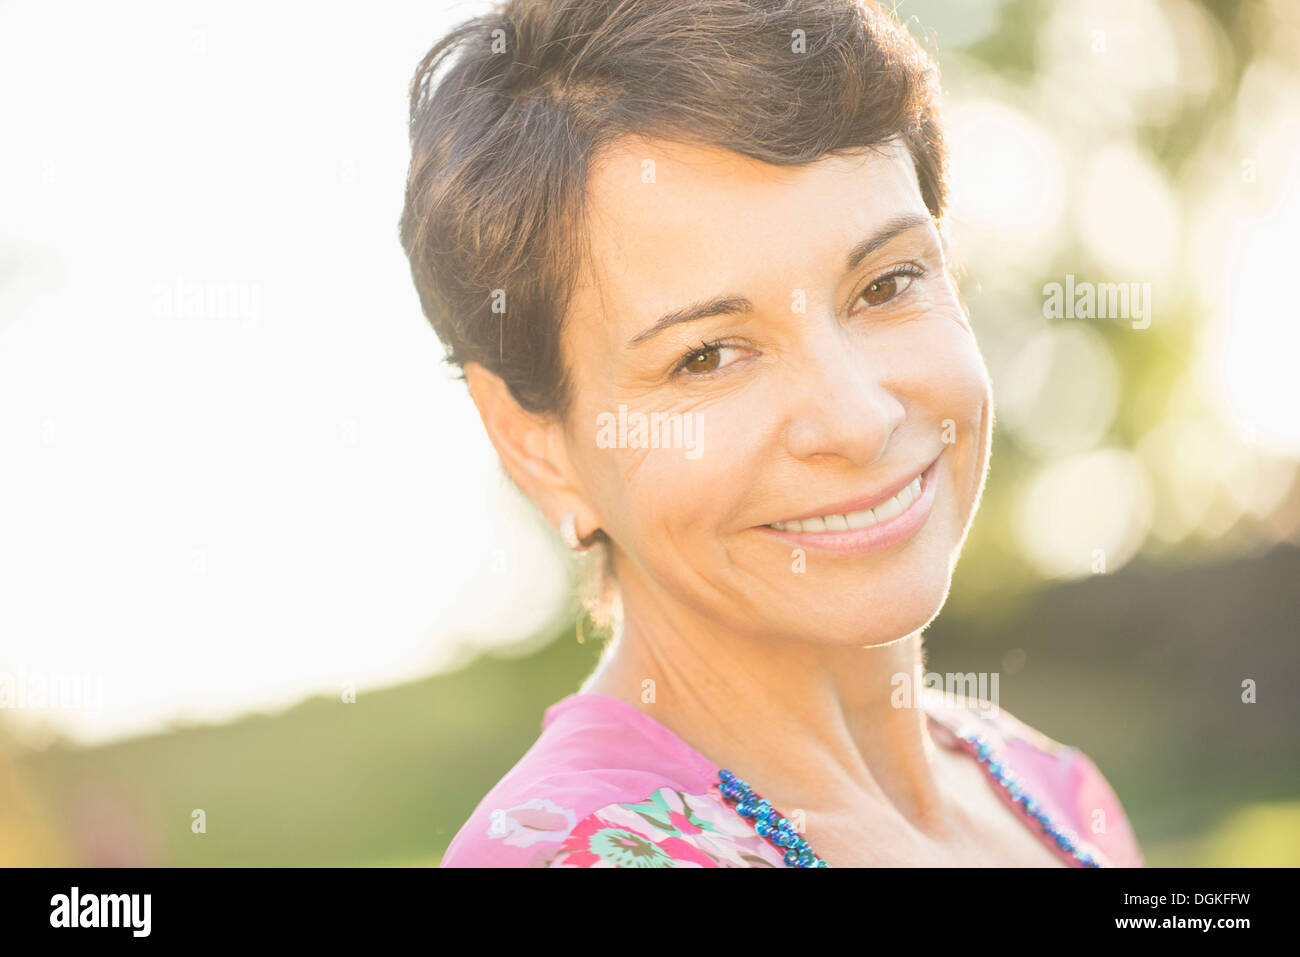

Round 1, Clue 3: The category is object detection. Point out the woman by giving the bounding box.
[400,0,1143,867]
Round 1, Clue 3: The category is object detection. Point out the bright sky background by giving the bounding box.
[0,0,572,746]
[2,0,1296,747]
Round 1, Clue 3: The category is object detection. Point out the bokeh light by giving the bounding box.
[996,324,1121,459]
[1013,449,1154,579]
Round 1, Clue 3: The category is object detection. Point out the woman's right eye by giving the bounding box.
[672,340,753,378]
[670,340,754,377]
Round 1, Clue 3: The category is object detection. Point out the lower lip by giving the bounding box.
[759,457,940,555]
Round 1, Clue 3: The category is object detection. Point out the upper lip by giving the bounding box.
[768,453,939,525]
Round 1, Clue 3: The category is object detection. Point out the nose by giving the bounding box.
[781,327,905,467]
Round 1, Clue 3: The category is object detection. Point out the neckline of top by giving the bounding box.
[545,688,992,773]
[545,690,1104,868]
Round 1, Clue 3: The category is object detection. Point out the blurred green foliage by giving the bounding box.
[12,545,1299,867]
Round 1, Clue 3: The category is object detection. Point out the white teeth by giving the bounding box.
[872,494,904,523]
[898,476,920,508]
[770,473,924,533]
[845,508,877,530]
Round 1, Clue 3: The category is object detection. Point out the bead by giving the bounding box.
[715,730,1102,870]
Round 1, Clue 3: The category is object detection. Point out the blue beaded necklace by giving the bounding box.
[717,768,830,867]
[717,721,1104,868]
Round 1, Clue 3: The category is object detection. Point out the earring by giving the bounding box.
[560,512,583,551]
[561,511,622,641]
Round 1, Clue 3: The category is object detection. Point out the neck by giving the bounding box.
[579,572,949,832]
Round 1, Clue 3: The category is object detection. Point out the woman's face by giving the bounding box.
[557,136,993,645]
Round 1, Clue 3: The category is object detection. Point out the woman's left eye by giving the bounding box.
[856,266,923,308]
[674,342,744,377]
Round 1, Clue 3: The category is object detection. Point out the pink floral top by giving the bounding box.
[439,691,1144,868]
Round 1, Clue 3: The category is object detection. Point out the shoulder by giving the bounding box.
[924,689,1144,867]
[441,774,787,868]
[440,693,787,868]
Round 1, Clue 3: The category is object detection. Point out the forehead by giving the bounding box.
[573,136,928,327]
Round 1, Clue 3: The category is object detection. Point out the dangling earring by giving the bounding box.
[560,511,584,551]
[558,511,622,644]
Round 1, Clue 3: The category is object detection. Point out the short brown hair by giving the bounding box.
[398,0,948,417]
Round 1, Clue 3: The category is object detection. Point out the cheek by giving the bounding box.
[912,315,993,521]
[949,338,992,439]
[906,311,991,437]
[570,392,741,549]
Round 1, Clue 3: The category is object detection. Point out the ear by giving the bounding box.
[463,361,602,540]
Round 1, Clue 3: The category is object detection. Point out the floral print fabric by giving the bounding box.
[438,691,1143,868]
[538,785,786,868]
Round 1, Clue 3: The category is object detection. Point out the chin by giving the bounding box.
[766,558,955,647]
[784,518,961,641]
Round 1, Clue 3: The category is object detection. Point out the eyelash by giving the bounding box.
[673,339,740,377]
[671,264,926,377]
[850,263,925,312]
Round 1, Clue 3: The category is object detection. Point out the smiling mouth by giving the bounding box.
[769,473,923,533]
[765,455,939,537]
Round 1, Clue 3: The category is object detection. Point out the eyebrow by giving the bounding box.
[628,294,753,347]
[844,212,934,271]
[627,211,934,347]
